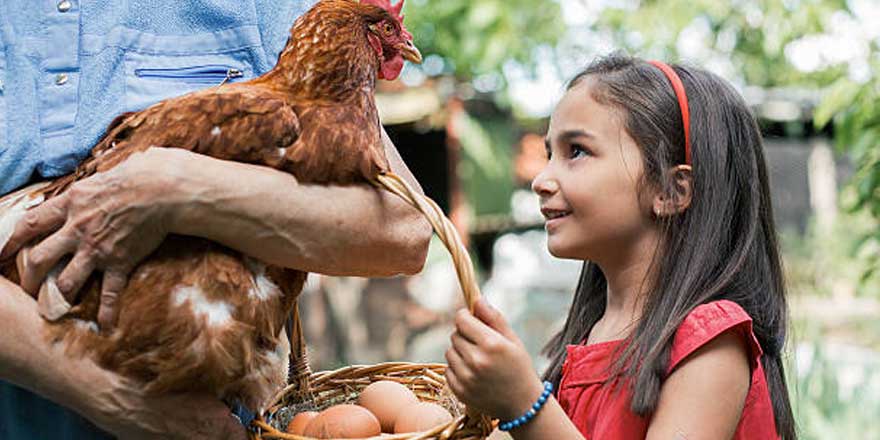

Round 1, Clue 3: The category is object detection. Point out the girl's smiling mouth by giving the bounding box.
[541,207,572,231]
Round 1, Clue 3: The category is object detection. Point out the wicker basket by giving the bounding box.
[250,172,495,440]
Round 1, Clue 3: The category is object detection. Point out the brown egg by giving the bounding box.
[303,404,382,439]
[357,380,419,432]
[286,411,319,435]
[393,402,453,434]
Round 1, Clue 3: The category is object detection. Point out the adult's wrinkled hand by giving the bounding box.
[96,386,250,440]
[0,148,186,330]
[64,354,249,440]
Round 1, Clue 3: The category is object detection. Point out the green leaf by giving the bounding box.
[815,79,861,129]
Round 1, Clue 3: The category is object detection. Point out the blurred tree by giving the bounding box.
[397,0,564,231]
[595,0,879,282]
[598,0,851,87]
[403,0,563,80]
[813,67,879,283]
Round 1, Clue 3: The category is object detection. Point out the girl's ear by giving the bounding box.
[653,165,693,217]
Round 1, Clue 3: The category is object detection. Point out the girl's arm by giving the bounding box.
[646,330,751,440]
[445,299,585,440]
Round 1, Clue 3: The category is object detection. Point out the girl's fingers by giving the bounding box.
[444,346,472,384]
[454,308,497,345]
[444,358,465,397]
[450,330,481,367]
[473,298,515,339]
[19,229,77,295]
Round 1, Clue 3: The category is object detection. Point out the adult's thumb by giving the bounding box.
[223,414,249,440]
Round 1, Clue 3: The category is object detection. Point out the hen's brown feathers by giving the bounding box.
[3,0,405,412]
[45,86,304,197]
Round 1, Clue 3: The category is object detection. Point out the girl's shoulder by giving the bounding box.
[667,300,764,375]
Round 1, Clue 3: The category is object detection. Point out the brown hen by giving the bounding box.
[0,0,421,413]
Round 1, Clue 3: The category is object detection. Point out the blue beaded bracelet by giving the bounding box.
[498,381,554,431]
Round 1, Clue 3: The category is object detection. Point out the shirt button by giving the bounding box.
[57,0,72,12]
[55,73,69,86]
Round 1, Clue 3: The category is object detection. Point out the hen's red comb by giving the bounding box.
[361,0,405,22]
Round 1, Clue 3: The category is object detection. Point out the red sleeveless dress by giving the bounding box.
[557,300,779,439]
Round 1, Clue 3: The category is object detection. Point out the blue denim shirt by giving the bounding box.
[0,0,312,437]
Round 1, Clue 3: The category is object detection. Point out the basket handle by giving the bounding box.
[372,172,488,428]
[282,171,485,422]
[372,172,481,311]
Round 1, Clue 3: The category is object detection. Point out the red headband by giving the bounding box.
[648,60,691,166]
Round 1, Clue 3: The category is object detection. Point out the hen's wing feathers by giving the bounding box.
[288,100,387,185]
[42,86,302,199]
[107,87,301,169]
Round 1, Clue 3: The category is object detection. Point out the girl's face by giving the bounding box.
[532,77,658,264]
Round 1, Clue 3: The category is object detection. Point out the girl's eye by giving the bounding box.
[569,144,590,159]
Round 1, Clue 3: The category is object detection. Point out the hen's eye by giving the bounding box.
[383,23,394,34]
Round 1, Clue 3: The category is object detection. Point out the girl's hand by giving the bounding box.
[444,298,545,421]
[0,148,185,330]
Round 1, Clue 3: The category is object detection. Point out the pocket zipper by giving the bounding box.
[134,65,244,85]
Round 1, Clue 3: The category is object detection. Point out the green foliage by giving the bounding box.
[453,110,515,217]
[598,0,850,87]
[403,0,563,79]
[813,71,880,279]
[782,207,880,302]
[787,338,880,439]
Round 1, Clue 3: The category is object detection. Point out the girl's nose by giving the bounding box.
[531,170,559,196]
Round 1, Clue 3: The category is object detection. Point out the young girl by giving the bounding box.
[444,53,796,439]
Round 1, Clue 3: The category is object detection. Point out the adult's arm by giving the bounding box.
[1,130,432,327]
[171,128,431,277]
[0,276,248,440]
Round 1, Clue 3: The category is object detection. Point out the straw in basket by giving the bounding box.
[250,172,496,440]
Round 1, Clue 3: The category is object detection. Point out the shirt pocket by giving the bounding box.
[123,51,253,113]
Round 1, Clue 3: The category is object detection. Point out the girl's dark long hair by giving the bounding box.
[541,53,796,438]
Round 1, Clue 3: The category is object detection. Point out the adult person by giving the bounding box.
[0,1,431,438]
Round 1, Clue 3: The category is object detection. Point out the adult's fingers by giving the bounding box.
[221,413,249,440]
[19,230,77,295]
[56,249,98,303]
[0,193,69,260]
[97,269,130,331]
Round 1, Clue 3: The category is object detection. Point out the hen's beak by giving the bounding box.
[398,40,422,64]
